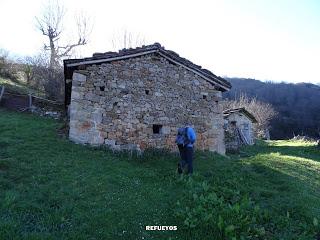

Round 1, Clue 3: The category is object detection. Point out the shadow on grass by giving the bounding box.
[242,141,320,163]
[173,151,320,239]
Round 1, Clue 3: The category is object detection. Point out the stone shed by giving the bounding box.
[223,108,257,151]
[64,43,231,154]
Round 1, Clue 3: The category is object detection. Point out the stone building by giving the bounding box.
[64,43,231,154]
[223,108,257,152]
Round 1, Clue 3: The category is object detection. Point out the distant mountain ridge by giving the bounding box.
[223,78,320,139]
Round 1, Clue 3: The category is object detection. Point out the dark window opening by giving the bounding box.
[121,89,130,94]
[145,89,150,95]
[153,124,163,134]
[100,86,105,91]
[203,95,207,100]
[113,102,118,107]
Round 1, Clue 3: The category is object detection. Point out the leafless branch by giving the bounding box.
[111,29,146,50]
[34,0,93,100]
[222,93,278,138]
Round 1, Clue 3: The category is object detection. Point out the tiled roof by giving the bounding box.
[223,108,257,123]
[64,43,231,91]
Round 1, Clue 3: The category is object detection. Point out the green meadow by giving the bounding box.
[0,109,319,239]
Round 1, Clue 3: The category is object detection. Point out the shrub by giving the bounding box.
[0,50,17,80]
[174,176,319,239]
[175,178,267,239]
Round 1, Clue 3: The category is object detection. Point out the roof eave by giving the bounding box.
[223,108,257,123]
[64,49,231,92]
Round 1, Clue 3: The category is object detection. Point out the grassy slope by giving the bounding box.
[0,109,319,239]
[0,76,30,94]
[0,76,44,96]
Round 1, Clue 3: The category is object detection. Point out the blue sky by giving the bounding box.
[0,0,319,83]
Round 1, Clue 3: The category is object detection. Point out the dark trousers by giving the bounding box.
[178,145,194,174]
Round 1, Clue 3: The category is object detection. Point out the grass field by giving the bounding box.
[0,109,319,239]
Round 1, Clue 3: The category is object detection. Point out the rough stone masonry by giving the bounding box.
[64,44,231,154]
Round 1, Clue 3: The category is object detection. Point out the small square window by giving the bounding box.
[203,95,207,100]
[153,124,163,134]
[145,89,150,95]
[100,86,105,91]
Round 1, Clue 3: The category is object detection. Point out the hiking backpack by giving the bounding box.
[175,127,190,146]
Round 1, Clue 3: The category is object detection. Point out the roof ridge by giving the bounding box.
[93,42,163,57]
[65,43,231,91]
[223,108,257,122]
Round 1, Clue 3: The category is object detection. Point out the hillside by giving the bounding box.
[223,78,320,139]
[0,109,319,239]
[0,76,32,95]
[0,75,45,96]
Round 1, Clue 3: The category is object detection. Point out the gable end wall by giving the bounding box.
[69,54,226,154]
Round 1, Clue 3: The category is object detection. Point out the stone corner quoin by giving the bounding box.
[66,53,227,154]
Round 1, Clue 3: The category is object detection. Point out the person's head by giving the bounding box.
[184,120,193,128]
[177,127,185,135]
[183,118,192,127]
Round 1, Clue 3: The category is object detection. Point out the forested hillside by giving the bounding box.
[223,78,320,139]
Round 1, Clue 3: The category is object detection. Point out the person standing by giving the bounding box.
[175,126,196,174]
[176,127,186,174]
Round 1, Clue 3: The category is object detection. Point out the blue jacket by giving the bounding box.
[186,127,196,148]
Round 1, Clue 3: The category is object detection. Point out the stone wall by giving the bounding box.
[68,54,226,154]
[225,113,254,145]
[224,121,240,153]
[224,113,255,152]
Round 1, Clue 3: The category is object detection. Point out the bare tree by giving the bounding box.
[35,0,92,100]
[20,52,49,91]
[0,49,17,80]
[111,29,146,50]
[35,1,91,68]
[22,57,34,85]
[222,93,277,138]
